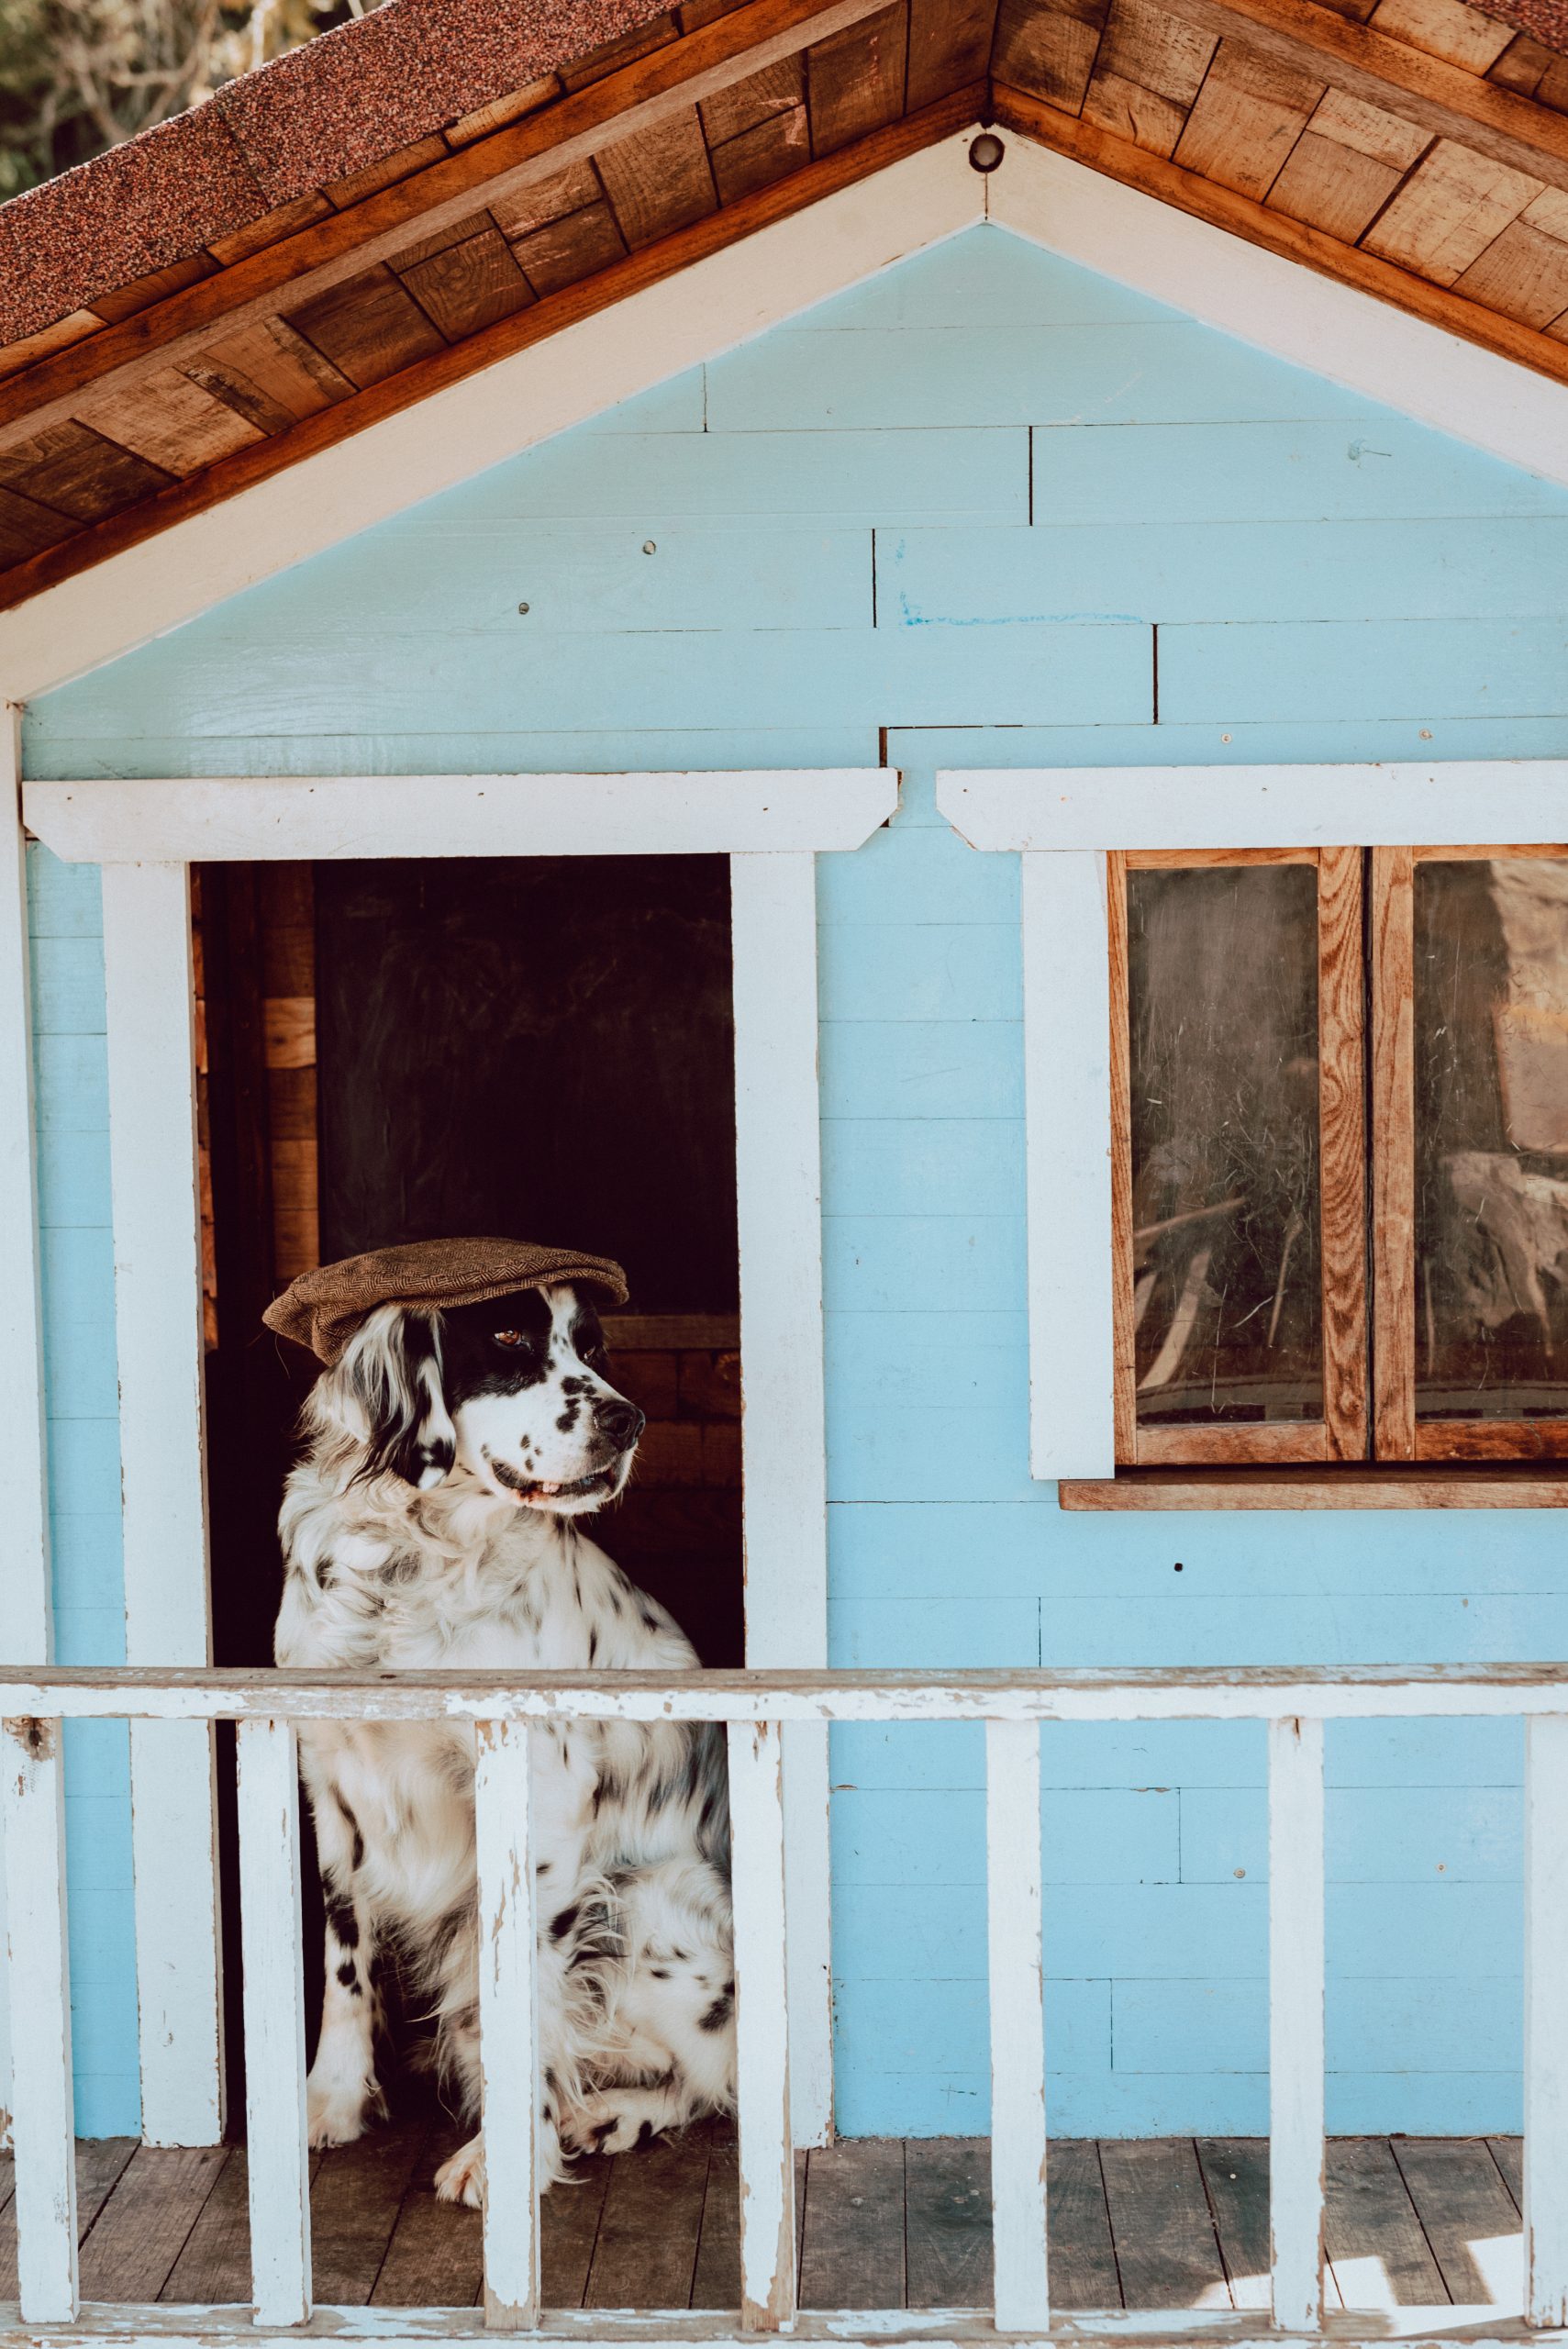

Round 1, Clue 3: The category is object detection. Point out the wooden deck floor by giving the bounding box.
[0,2128,1530,2313]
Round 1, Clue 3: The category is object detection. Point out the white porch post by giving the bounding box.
[729,849,832,2148]
[1526,1713,1568,2327]
[0,704,51,2148]
[102,860,224,2145]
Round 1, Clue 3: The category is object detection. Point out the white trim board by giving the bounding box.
[937,758,1568,1482]
[25,772,897,864]
[6,125,1568,705]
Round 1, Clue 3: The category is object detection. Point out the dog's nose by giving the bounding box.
[596,1398,645,1450]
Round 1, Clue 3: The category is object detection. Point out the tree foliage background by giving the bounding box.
[0,0,387,199]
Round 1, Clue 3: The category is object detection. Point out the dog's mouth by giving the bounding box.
[488,1458,620,1508]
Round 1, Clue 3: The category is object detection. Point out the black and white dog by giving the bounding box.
[272,1283,735,2207]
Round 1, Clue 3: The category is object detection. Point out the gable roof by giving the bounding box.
[1,0,1567,622]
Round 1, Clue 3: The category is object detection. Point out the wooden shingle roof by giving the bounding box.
[1,0,1566,612]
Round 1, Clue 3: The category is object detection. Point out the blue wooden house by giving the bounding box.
[4,0,1568,2329]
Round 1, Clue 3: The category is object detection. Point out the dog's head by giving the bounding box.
[317,1282,643,1514]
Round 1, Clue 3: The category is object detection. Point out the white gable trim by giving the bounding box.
[4,119,1568,703]
[989,141,1568,491]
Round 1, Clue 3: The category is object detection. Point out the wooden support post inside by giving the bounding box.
[103,859,223,2146]
[728,1718,795,2331]
[475,1720,540,2331]
[236,1718,310,2330]
[1269,1714,1325,2333]
[986,1717,1049,2332]
[1,1716,78,2323]
[1527,1714,1568,2327]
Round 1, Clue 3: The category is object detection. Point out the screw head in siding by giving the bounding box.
[969,133,1005,173]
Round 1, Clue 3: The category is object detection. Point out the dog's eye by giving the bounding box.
[493,1330,528,1349]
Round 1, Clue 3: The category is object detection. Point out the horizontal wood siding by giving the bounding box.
[24,223,1568,2139]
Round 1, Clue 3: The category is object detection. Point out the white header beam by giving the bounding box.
[27,772,899,864]
[939,763,1568,854]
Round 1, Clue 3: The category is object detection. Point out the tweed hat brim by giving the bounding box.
[262,1237,629,1364]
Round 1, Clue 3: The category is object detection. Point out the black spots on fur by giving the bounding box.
[649,1966,670,1980]
[544,2068,560,2097]
[555,1403,580,1433]
[635,2121,654,2148]
[439,1289,554,1399]
[337,1960,360,1990]
[607,1585,624,1617]
[333,1793,366,1874]
[639,1606,659,1632]
[316,1554,335,1591]
[541,2103,553,2125]
[590,2117,618,2148]
[697,1991,733,2033]
[324,1887,359,1950]
[587,1629,598,1665]
[537,1861,551,1876]
[549,1903,581,1943]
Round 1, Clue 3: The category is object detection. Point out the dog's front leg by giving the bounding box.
[306,1848,384,2147]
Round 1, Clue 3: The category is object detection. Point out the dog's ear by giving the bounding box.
[329,1305,457,1487]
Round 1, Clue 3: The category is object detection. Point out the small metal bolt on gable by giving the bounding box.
[642,540,657,555]
[969,132,1005,173]
[517,602,530,615]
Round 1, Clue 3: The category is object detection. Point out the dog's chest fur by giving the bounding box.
[276,1472,724,1933]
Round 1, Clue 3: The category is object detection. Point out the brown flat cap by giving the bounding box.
[263,1237,628,1364]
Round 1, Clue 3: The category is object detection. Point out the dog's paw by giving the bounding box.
[435,2135,486,2210]
[560,2091,667,2159]
[306,2068,384,2148]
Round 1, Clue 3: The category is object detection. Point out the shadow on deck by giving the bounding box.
[0,2126,1528,2313]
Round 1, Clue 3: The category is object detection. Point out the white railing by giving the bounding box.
[2,1662,1565,2346]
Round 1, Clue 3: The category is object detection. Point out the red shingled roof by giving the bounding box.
[0,0,675,348]
[1477,0,1568,43]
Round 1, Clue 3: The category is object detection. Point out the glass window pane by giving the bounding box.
[1415,855,1568,1422]
[1128,863,1323,1428]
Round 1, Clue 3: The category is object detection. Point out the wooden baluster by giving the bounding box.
[1269,1714,1325,2332]
[728,1719,795,2330]
[475,1719,540,2330]
[237,1717,311,2327]
[987,1717,1049,2332]
[2,1714,78,2322]
[1527,1714,1568,2326]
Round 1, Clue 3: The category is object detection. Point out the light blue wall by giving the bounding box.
[28,222,1568,2138]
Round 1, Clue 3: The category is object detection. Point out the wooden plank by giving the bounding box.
[1317,846,1367,1462]
[1173,39,1325,200]
[161,2149,256,2305]
[1021,852,1118,1480]
[1047,2143,1119,2311]
[0,0,906,460]
[1371,849,1416,1462]
[1453,212,1568,328]
[0,1720,76,2321]
[185,317,355,441]
[1137,1421,1329,1466]
[1082,0,1218,156]
[1370,0,1517,74]
[1529,1714,1568,2326]
[904,2139,995,2310]
[584,2132,711,2309]
[595,109,718,247]
[487,160,605,236]
[396,229,535,341]
[103,859,224,2149]
[1492,2138,1524,2210]
[0,706,50,1689]
[0,487,78,565]
[0,2140,137,2299]
[906,0,996,108]
[807,2,910,153]
[992,0,1109,111]
[507,203,629,295]
[729,850,833,2145]
[799,2141,904,2308]
[1269,1717,1325,2331]
[75,369,263,477]
[0,422,172,521]
[236,1718,310,2329]
[1391,2140,1521,2308]
[1097,2140,1229,2308]
[700,54,805,143]
[1416,1419,1568,1459]
[474,1719,539,2329]
[1364,139,1544,284]
[540,2148,613,2308]
[709,108,813,199]
[31,774,896,865]
[986,1719,1049,2332]
[1060,1468,1568,1506]
[689,2121,741,2311]
[1197,2141,1274,2311]
[727,1720,795,2329]
[1267,112,1422,244]
[284,265,449,388]
[311,2127,427,2305]
[1324,2139,1446,2307]
[75,2147,228,2300]
[370,2127,484,2309]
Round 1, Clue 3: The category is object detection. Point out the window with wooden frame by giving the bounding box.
[936,763,1568,1501]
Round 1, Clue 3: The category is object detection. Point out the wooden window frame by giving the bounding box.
[1108,845,1367,1471]
[14,764,895,2150]
[938,762,1568,1507]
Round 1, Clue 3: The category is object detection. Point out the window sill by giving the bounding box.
[1058,1465,1568,1510]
